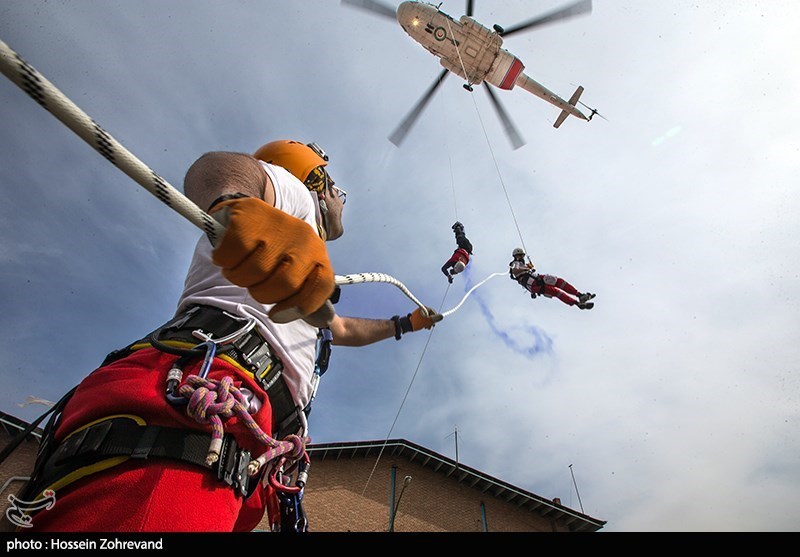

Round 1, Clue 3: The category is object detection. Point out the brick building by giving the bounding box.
[1,411,605,532]
[296,440,604,532]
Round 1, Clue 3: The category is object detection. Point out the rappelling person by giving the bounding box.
[509,248,595,309]
[17,140,442,533]
[441,221,473,283]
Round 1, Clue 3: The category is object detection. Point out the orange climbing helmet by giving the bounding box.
[253,140,329,192]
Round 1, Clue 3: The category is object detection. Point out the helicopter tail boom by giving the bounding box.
[553,85,585,128]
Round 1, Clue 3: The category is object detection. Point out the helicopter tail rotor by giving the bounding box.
[578,100,607,121]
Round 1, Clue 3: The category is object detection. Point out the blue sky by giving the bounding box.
[1,0,799,532]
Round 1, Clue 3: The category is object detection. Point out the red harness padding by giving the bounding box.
[447,248,470,266]
[28,347,277,532]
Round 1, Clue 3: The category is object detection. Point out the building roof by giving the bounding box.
[308,438,606,532]
[0,410,43,440]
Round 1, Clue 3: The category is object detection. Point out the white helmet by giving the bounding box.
[512,248,525,257]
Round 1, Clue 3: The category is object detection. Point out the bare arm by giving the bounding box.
[328,314,396,346]
[184,152,274,211]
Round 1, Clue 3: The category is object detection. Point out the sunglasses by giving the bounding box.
[330,183,347,205]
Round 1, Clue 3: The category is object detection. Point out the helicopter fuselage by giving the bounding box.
[396,1,587,122]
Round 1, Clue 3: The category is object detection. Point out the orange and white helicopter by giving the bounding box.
[342,0,602,149]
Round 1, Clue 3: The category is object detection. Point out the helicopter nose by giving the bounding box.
[396,1,413,25]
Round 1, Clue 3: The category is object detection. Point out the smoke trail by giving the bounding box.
[463,265,553,358]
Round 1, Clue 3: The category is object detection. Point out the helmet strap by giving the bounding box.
[317,196,329,241]
[307,189,328,241]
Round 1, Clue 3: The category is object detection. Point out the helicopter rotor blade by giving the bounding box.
[389,69,450,147]
[499,0,592,37]
[483,84,525,150]
[466,0,475,17]
[341,0,398,20]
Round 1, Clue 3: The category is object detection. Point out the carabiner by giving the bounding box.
[166,340,216,406]
[277,490,308,533]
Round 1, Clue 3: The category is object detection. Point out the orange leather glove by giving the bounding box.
[210,197,335,319]
[397,307,443,336]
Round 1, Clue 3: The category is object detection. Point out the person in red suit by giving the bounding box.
[441,221,473,283]
[509,248,596,309]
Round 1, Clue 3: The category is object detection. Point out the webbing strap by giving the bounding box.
[30,417,251,500]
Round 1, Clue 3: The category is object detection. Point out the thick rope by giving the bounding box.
[0,38,432,315]
[334,272,427,313]
[0,39,224,245]
[179,374,305,473]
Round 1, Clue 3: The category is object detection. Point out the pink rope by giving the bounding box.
[179,375,307,472]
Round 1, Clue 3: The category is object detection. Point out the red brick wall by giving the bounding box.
[264,454,566,532]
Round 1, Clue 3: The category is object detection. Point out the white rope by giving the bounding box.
[441,272,505,317]
[0,37,431,314]
[441,19,528,256]
[333,272,428,312]
[444,16,472,87]
[0,38,224,245]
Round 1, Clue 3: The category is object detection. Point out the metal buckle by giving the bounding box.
[216,435,251,497]
[233,337,283,391]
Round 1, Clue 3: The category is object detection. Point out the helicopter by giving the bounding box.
[342,0,599,149]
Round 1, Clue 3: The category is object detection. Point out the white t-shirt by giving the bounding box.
[177,161,321,411]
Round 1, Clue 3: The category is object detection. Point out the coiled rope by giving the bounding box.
[0,38,438,316]
[180,374,306,474]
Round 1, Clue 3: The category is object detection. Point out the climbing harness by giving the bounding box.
[0,386,77,503]
[5,304,314,529]
[154,310,258,407]
[306,327,332,417]
[146,305,307,440]
[20,415,259,504]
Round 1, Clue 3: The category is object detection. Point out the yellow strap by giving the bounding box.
[37,414,146,499]
[130,340,257,380]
